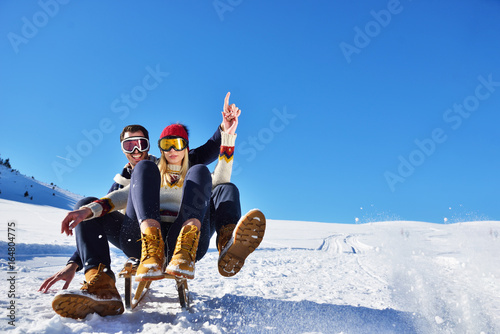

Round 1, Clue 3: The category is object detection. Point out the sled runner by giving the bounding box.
[118,258,190,310]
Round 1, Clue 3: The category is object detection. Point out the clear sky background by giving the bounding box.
[1,0,499,224]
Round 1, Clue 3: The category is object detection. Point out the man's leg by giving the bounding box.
[74,209,124,280]
[70,197,124,278]
[52,199,125,319]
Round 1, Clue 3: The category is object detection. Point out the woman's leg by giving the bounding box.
[117,160,162,257]
[166,164,212,261]
[119,160,164,281]
[165,165,212,278]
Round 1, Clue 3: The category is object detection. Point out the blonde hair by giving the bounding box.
[158,149,189,188]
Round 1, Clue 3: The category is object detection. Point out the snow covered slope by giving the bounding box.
[1,198,499,334]
[0,164,82,210]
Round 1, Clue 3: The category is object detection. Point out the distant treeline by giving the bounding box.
[0,156,12,169]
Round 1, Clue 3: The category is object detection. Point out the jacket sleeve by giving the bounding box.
[81,185,130,219]
[211,131,237,188]
[189,125,222,166]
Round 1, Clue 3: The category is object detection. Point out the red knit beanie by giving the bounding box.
[159,123,189,143]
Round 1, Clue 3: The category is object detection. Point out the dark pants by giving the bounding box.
[73,160,241,277]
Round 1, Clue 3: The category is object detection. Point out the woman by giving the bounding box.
[156,106,266,280]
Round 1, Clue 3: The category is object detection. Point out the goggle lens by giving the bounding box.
[158,137,188,151]
[121,137,150,153]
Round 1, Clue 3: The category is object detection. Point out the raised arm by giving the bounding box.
[212,92,241,187]
[221,92,241,135]
[189,92,240,166]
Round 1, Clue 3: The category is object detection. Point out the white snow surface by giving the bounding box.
[1,166,499,333]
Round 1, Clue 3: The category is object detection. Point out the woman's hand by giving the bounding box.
[221,92,241,135]
[61,207,92,236]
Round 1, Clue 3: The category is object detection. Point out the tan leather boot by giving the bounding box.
[136,226,166,281]
[218,209,266,277]
[52,263,124,319]
[165,225,200,279]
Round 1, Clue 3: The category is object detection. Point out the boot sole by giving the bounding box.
[218,209,266,277]
[165,266,194,280]
[135,258,166,282]
[135,272,165,282]
[52,293,124,319]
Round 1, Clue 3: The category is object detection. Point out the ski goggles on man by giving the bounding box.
[158,137,188,152]
[121,137,150,153]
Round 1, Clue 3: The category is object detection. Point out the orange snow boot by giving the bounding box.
[166,225,200,279]
[136,226,166,281]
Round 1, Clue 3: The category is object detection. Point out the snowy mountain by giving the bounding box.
[0,167,499,333]
[0,164,82,210]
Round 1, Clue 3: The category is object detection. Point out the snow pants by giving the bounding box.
[73,160,241,278]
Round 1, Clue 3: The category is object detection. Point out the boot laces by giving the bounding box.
[220,224,235,236]
[176,228,198,259]
[81,264,104,290]
[139,233,162,260]
[218,224,235,252]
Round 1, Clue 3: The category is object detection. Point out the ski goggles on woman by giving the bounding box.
[158,137,188,152]
[121,137,150,153]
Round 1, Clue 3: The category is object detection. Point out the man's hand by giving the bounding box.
[61,207,92,236]
[38,263,78,293]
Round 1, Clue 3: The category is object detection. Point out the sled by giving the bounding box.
[118,257,190,310]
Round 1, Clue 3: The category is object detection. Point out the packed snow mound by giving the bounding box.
[0,164,82,210]
[1,199,499,333]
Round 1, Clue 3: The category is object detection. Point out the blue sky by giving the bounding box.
[1,0,499,224]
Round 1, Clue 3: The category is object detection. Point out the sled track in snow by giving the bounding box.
[317,234,387,285]
[318,234,374,254]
